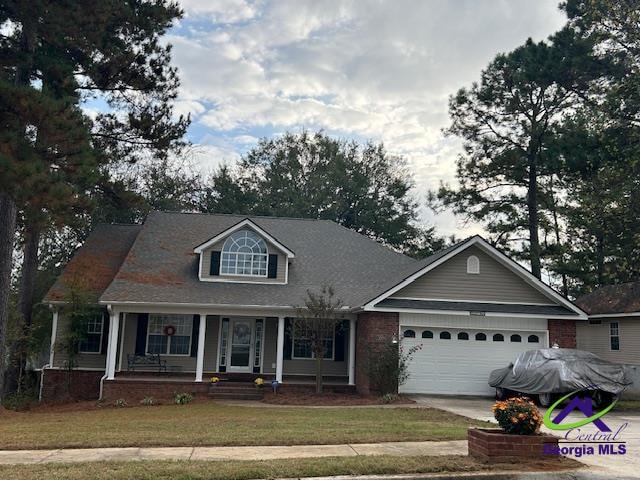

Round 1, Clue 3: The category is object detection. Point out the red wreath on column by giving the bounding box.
[163,325,176,336]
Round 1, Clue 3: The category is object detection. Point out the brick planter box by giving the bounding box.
[468,427,559,462]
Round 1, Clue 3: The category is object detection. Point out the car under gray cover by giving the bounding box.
[489,348,632,397]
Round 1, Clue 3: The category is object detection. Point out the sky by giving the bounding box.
[165,0,567,237]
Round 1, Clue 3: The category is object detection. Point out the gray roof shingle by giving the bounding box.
[99,211,419,308]
[43,224,142,303]
[576,281,640,315]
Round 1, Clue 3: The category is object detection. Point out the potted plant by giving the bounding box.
[468,396,558,461]
[254,377,265,389]
[210,376,220,385]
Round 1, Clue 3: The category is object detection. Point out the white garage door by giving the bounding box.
[400,326,547,396]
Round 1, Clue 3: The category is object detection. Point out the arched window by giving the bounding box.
[475,332,487,341]
[403,329,416,338]
[527,334,540,343]
[457,332,469,340]
[467,255,480,274]
[422,330,433,339]
[493,333,504,342]
[221,230,268,276]
[510,334,522,342]
[440,331,451,340]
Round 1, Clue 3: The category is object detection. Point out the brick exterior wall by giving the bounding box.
[41,369,104,403]
[102,379,210,403]
[548,319,577,348]
[355,311,399,395]
[468,428,559,461]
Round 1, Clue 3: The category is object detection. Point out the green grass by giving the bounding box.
[613,399,640,412]
[0,403,491,450]
[0,455,581,480]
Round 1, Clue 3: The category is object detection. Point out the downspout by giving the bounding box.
[38,363,50,402]
[99,304,113,401]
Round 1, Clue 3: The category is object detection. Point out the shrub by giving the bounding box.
[492,396,542,435]
[140,396,156,406]
[380,393,398,404]
[367,341,422,395]
[113,398,127,408]
[174,392,193,405]
[1,388,38,411]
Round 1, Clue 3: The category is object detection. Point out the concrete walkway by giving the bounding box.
[0,440,467,465]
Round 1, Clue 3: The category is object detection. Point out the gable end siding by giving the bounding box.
[391,245,552,305]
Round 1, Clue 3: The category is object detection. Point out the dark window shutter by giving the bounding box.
[100,313,110,355]
[135,313,149,355]
[334,320,348,362]
[284,318,292,360]
[191,315,200,357]
[267,254,278,278]
[210,251,221,276]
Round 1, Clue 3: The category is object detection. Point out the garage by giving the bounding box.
[399,319,548,396]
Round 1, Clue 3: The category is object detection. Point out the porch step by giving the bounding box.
[208,391,264,401]
[208,382,265,401]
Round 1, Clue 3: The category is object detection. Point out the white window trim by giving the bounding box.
[146,314,193,357]
[78,313,104,355]
[220,230,269,278]
[467,255,480,274]
[291,325,335,361]
[609,321,620,351]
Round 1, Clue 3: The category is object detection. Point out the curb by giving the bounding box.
[276,470,632,480]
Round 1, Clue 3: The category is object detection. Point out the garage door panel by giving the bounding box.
[400,327,546,395]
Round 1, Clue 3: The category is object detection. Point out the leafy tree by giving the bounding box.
[431,37,595,278]
[202,132,444,255]
[0,0,188,398]
[293,286,344,394]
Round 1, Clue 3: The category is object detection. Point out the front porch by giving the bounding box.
[102,372,355,402]
[101,308,357,390]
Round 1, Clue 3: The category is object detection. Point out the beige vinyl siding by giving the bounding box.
[392,245,552,305]
[577,318,640,365]
[262,318,348,377]
[119,314,220,373]
[200,236,287,283]
[52,312,108,370]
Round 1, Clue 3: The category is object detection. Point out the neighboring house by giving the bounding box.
[576,281,640,366]
[41,211,587,401]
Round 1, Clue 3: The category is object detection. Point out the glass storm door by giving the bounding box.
[228,319,253,372]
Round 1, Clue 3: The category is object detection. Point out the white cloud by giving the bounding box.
[172,0,567,236]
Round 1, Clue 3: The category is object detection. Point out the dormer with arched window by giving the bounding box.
[194,219,295,284]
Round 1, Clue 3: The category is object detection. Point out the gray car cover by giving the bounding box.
[488,348,632,395]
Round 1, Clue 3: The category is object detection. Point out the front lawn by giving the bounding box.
[0,455,582,480]
[0,403,490,450]
[613,399,640,412]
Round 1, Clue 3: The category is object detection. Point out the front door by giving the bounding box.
[228,319,253,372]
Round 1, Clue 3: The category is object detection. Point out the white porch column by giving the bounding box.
[348,318,356,386]
[106,309,120,380]
[276,316,285,383]
[195,313,207,382]
[49,309,59,366]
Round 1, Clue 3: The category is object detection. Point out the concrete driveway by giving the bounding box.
[412,395,640,478]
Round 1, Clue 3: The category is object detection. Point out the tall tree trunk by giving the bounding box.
[527,155,542,279]
[595,232,605,287]
[0,193,18,401]
[5,225,41,394]
[548,179,569,296]
[19,225,39,331]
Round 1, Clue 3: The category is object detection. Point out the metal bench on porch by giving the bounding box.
[126,353,167,372]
